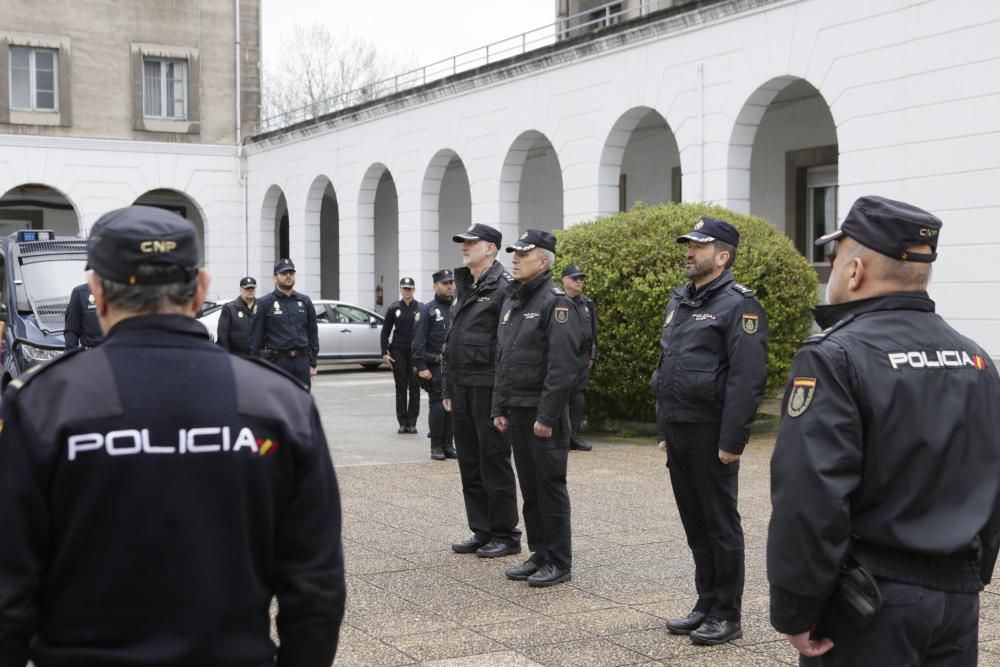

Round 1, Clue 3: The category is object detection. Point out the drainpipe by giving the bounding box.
[698,62,705,202]
[235,0,248,274]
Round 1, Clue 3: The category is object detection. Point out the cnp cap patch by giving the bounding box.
[786,377,817,417]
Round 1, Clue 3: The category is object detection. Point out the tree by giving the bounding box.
[262,24,408,128]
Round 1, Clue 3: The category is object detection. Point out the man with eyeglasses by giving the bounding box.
[217,276,258,356]
[560,265,597,451]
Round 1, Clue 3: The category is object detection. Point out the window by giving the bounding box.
[143,58,187,119]
[9,46,58,111]
[334,305,372,324]
[315,304,330,323]
[805,165,838,264]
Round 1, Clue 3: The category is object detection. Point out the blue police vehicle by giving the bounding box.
[0,230,88,387]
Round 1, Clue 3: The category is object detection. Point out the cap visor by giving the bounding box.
[676,232,716,244]
[815,230,845,246]
[505,242,536,253]
[452,233,480,242]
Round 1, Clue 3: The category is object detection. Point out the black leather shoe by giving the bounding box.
[505,559,540,581]
[443,446,457,459]
[665,611,706,635]
[397,426,407,434]
[689,617,742,645]
[527,562,571,587]
[405,426,418,434]
[451,537,485,554]
[570,437,592,451]
[476,540,522,558]
[431,445,445,461]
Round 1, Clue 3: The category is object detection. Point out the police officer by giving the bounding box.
[217,276,258,355]
[768,196,1000,665]
[249,259,319,389]
[654,216,768,645]
[412,269,456,460]
[381,277,422,434]
[63,282,103,349]
[0,206,345,666]
[560,264,596,451]
[493,230,588,587]
[443,223,521,559]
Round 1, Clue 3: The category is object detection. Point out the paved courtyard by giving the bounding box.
[317,368,1000,666]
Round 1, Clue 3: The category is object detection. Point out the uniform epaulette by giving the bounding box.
[731,283,755,297]
[551,287,566,296]
[502,271,514,282]
[802,314,857,345]
[6,347,85,392]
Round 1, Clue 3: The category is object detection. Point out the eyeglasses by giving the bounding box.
[569,276,585,282]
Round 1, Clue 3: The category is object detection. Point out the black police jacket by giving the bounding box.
[63,283,103,348]
[575,294,598,363]
[412,295,451,371]
[380,298,421,354]
[768,292,1000,635]
[652,270,768,454]
[217,296,257,354]
[249,288,320,366]
[0,314,345,667]
[491,271,589,426]
[443,260,511,392]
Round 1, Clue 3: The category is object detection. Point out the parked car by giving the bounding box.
[197,299,385,370]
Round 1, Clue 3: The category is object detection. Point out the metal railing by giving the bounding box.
[256,0,667,135]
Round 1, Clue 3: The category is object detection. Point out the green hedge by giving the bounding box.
[553,202,818,423]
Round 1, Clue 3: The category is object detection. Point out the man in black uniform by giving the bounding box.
[0,205,345,667]
[653,216,768,645]
[249,259,319,389]
[493,230,588,587]
[217,276,258,355]
[412,269,456,460]
[442,223,521,559]
[768,196,1000,666]
[381,277,421,434]
[63,282,103,348]
[560,264,597,451]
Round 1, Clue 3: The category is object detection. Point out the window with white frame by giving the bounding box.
[9,46,58,111]
[806,164,839,264]
[143,58,187,119]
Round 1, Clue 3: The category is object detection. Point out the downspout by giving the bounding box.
[235,0,248,274]
[698,61,705,202]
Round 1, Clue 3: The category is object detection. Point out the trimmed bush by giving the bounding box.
[553,202,817,423]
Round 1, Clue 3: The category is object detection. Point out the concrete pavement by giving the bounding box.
[314,368,1000,666]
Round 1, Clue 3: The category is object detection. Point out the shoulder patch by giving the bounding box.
[731,283,755,297]
[554,306,570,323]
[5,347,85,392]
[786,377,817,417]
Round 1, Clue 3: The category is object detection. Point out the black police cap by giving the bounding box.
[677,217,740,247]
[274,258,296,274]
[506,229,556,253]
[87,205,200,286]
[816,195,942,263]
[432,269,454,283]
[239,276,257,288]
[453,223,502,248]
[399,277,415,288]
[561,264,586,278]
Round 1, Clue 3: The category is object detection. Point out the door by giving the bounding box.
[332,303,380,359]
[315,302,340,359]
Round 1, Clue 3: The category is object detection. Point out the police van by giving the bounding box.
[0,230,88,388]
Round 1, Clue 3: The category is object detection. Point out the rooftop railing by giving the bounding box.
[255,0,667,135]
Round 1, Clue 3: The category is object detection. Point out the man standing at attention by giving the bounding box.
[380,277,422,434]
[560,264,597,451]
[249,259,319,389]
[64,282,103,349]
[217,276,257,355]
[493,230,588,587]
[443,224,521,559]
[653,216,768,645]
[412,269,456,460]
[768,196,1000,665]
[0,206,345,667]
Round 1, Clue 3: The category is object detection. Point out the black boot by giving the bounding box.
[443,437,457,459]
[431,442,445,461]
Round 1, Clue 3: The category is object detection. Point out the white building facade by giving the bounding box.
[3,0,998,355]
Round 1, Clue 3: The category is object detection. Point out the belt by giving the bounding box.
[266,348,309,359]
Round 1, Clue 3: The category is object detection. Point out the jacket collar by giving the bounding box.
[509,270,553,304]
[456,259,504,288]
[674,270,734,306]
[106,313,210,341]
[814,291,935,329]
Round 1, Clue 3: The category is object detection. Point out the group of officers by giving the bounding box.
[12,193,1000,666]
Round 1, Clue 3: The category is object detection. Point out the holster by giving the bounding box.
[834,559,882,628]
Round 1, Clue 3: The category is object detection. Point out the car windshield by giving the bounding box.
[15,253,88,332]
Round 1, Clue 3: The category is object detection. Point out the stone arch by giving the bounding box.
[358,163,398,313]
[421,148,471,278]
[499,130,564,248]
[133,188,207,260]
[598,106,682,215]
[0,182,81,237]
[306,175,339,298]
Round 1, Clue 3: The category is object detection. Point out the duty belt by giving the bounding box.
[266,348,309,359]
[426,353,443,364]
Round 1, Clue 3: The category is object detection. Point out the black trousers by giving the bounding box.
[665,421,744,621]
[426,363,453,446]
[510,406,572,570]
[272,355,312,389]
[391,343,420,427]
[450,384,520,546]
[802,581,979,666]
[568,387,586,437]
